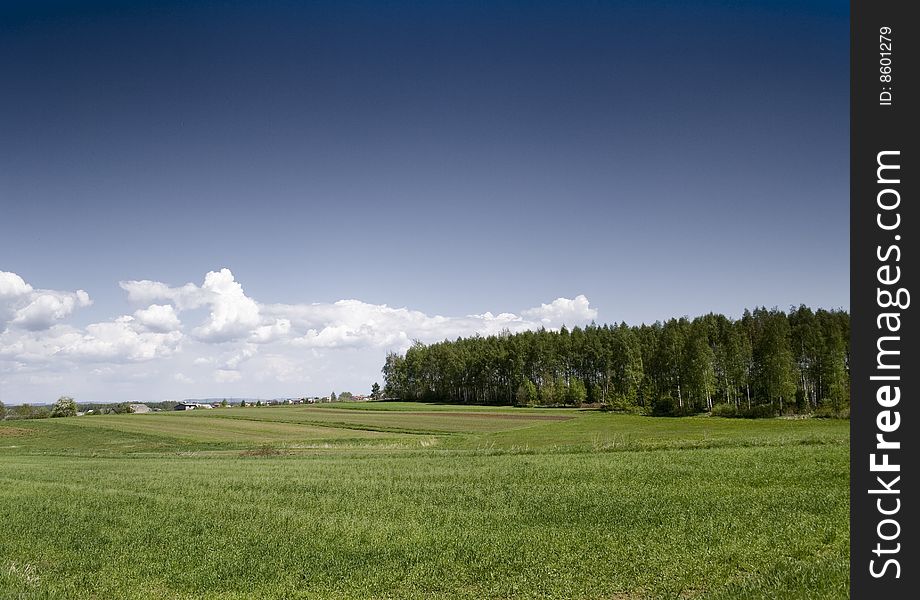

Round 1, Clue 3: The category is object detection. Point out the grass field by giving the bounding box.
[0,403,849,599]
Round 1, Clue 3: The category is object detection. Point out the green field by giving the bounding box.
[0,404,849,599]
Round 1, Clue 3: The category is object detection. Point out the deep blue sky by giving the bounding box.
[0,1,848,401]
[1,0,848,319]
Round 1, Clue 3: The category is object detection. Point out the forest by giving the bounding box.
[381,305,849,416]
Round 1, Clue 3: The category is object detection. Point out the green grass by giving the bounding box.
[0,404,849,599]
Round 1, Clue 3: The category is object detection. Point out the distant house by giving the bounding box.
[129,403,151,414]
[174,402,211,411]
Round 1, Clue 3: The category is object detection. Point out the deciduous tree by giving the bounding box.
[51,396,77,418]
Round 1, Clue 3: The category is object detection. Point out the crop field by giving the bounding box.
[0,403,849,599]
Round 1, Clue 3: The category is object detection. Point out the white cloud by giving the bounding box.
[0,271,34,298]
[274,300,519,350]
[275,295,596,350]
[1,268,600,402]
[121,268,261,342]
[134,304,182,333]
[119,270,598,352]
[0,272,182,366]
[521,295,597,325]
[250,318,291,343]
[0,318,182,365]
[193,269,261,342]
[65,318,183,362]
[119,279,204,310]
[1,271,92,331]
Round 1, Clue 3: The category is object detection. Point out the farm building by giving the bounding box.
[174,402,212,411]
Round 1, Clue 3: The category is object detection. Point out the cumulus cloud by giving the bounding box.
[0,271,34,298]
[0,272,92,331]
[65,318,183,362]
[121,268,261,342]
[1,268,599,401]
[250,318,291,344]
[521,295,597,325]
[0,272,182,366]
[274,297,595,350]
[133,304,182,333]
[280,300,421,349]
[116,268,597,352]
[193,269,261,341]
[0,318,182,365]
[119,279,204,310]
[11,290,91,330]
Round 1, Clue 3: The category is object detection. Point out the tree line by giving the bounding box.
[381,305,849,416]
[0,396,79,420]
[0,398,173,420]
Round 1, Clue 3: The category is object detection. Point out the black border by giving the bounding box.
[851,0,916,596]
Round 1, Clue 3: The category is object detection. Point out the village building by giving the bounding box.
[174,402,213,411]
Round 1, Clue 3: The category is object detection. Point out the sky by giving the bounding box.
[0,0,849,403]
